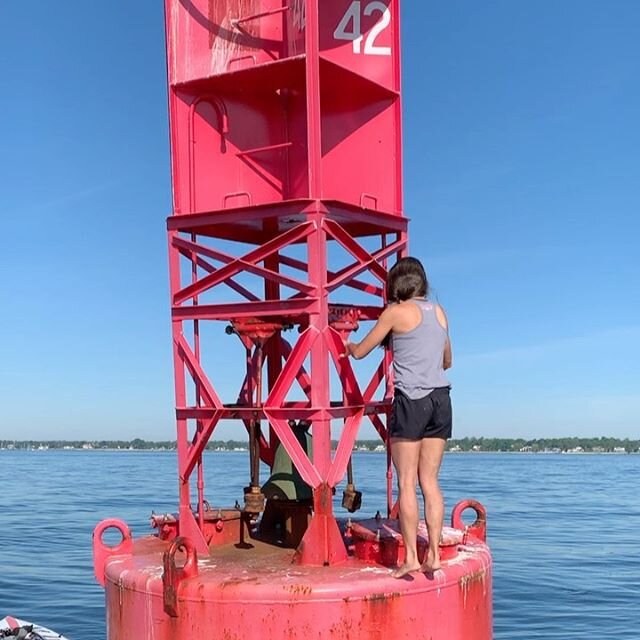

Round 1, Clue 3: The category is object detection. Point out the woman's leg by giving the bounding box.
[390,437,421,578]
[418,437,447,572]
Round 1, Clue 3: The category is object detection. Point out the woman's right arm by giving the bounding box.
[345,305,397,360]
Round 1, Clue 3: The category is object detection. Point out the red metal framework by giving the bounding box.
[164,0,407,564]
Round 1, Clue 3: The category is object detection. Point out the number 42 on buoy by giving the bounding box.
[334,1,392,56]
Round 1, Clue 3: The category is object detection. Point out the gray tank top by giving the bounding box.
[391,300,450,399]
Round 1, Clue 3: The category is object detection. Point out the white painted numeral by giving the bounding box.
[333,0,392,56]
[363,2,391,56]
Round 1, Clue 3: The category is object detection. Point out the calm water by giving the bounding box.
[1,450,639,639]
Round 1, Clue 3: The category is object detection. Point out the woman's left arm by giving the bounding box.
[435,304,453,370]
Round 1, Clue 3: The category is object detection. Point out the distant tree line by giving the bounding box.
[1,437,638,453]
[444,436,639,453]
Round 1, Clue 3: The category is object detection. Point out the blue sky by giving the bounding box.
[1,1,638,441]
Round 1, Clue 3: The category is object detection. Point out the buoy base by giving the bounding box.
[102,528,492,640]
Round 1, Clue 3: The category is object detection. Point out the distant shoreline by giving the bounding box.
[2,437,638,454]
[1,448,637,455]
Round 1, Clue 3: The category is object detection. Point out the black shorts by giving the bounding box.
[390,387,452,440]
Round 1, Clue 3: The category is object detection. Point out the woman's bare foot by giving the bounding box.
[390,561,421,579]
[420,548,441,573]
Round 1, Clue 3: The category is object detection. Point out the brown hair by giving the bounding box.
[386,257,428,302]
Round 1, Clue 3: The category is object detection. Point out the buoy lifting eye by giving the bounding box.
[451,500,487,543]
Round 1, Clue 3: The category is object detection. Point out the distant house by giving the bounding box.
[613,447,626,453]
[565,446,584,454]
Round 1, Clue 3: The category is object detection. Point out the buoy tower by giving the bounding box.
[93,1,493,638]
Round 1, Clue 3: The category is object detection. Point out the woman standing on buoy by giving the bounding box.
[345,257,452,578]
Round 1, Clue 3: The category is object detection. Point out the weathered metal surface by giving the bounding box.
[150,508,247,547]
[452,499,488,543]
[341,483,363,512]
[92,519,133,587]
[350,520,464,567]
[162,536,199,617]
[98,509,492,640]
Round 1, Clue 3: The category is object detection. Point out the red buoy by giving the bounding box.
[94,1,493,637]
[94,505,491,639]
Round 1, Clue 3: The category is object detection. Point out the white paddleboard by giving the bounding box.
[0,617,68,640]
